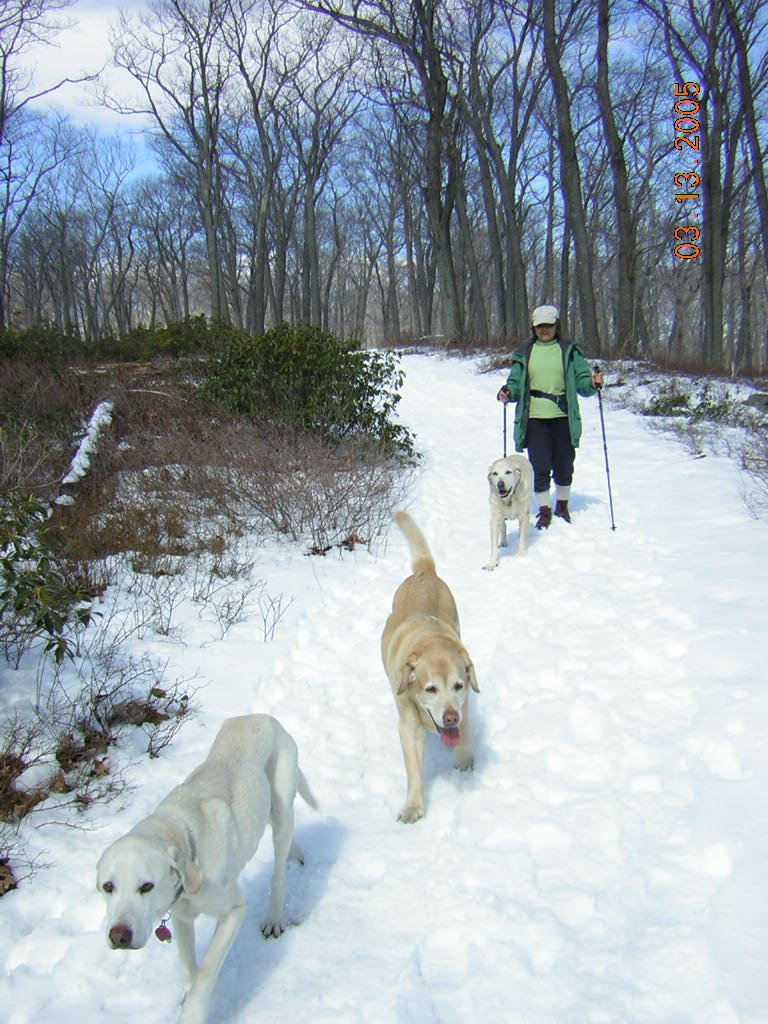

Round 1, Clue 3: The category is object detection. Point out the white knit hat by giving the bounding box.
[531,305,559,326]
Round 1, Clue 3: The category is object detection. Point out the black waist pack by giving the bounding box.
[530,389,568,414]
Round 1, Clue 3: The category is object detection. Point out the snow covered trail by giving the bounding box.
[4,353,768,1024]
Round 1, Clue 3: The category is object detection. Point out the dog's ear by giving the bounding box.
[397,661,417,695]
[168,844,203,895]
[180,858,203,894]
[464,655,480,693]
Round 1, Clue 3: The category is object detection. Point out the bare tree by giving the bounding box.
[299,0,467,341]
[4,0,767,377]
[640,0,744,371]
[721,0,768,275]
[459,0,546,341]
[0,0,85,145]
[0,0,91,327]
[108,0,234,322]
[359,101,436,339]
[220,0,293,334]
[595,0,636,356]
[280,19,361,327]
[73,135,139,338]
[134,174,198,325]
[541,0,600,346]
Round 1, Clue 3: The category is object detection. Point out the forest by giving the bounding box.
[1,0,767,374]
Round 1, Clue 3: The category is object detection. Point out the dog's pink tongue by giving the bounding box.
[439,727,461,748]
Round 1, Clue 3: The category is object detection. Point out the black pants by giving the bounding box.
[525,417,575,496]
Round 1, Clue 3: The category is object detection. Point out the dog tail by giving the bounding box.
[394,510,436,575]
[297,769,319,811]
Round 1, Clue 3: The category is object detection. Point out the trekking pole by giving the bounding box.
[593,364,616,531]
[502,400,508,457]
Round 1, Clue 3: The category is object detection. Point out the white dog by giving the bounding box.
[484,455,534,569]
[381,511,479,823]
[96,714,317,1024]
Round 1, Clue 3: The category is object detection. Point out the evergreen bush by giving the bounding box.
[690,382,733,423]
[90,316,235,362]
[202,322,415,457]
[642,381,691,417]
[0,317,237,366]
[1,494,94,666]
[0,324,80,362]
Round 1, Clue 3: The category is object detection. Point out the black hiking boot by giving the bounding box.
[554,500,571,523]
[536,505,552,530]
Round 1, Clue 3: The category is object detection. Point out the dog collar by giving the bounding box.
[155,881,184,943]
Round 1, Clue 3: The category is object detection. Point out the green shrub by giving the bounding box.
[201,323,415,457]
[1,494,94,666]
[0,325,81,362]
[643,381,691,417]
[690,382,733,423]
[0,317,239,366]
[642,380,735,424]
[91,316,238,363]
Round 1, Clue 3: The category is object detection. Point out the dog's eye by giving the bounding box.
[102,881,114,894]
[425,684,438,694]
[453,682,464,691]
[139,882,155,895]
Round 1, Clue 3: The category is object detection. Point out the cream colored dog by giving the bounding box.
[381,511,479,823]
[96,715,317,1024]
[484,454,534,569]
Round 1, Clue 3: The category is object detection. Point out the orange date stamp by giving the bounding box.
[673,81,701,261]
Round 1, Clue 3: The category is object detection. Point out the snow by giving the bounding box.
[56,399,114,503]
[3,353,768,1023]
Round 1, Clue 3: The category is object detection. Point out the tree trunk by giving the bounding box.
[542,0,600,349]
[595,0,636,357]
[722,0,768,275]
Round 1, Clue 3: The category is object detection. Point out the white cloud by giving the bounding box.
[19,0,149,132]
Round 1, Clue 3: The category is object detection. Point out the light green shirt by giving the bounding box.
[528,340,566,418]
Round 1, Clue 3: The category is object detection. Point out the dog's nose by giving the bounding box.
[442,708,459,728]
[497,482,506,493]
[109,923,133,948]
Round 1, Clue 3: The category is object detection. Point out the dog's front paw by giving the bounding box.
[397,803,425,824]
[482,561,498,571]
[262,918,287,939]
[454,753,474,772]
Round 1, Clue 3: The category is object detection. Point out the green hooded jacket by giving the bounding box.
[504,337,597,451]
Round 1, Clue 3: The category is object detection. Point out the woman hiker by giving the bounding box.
[497,304,603,530]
